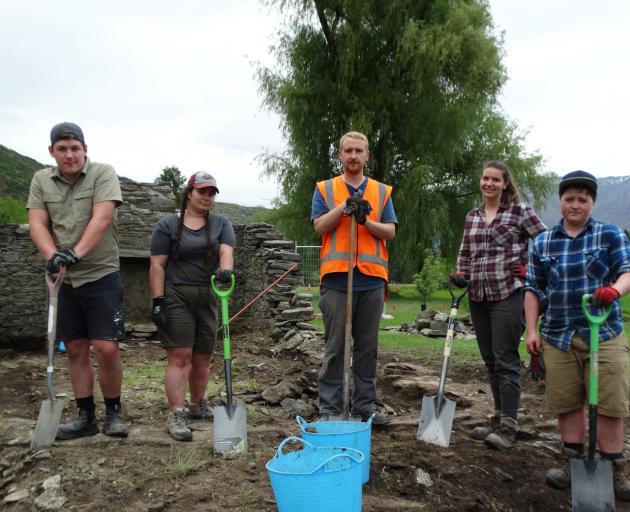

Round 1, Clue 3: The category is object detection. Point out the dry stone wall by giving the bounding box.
[0,181,316,349]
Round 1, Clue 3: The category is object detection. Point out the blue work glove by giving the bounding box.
[214,268,233,284]
[46,249,80,274]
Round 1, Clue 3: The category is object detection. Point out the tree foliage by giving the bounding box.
[154,166,185,196]
[258,0,555,280]
[413,248,444,308]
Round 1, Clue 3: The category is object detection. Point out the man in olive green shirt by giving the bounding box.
[27,122,128,439]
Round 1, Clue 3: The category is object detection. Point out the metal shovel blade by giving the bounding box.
[30,398,65,451]
[213,403,247,455]
[417,394,456,448]
[570,458,615,512]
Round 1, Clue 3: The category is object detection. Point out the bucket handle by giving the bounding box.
[296,416,308,430]
[274,436,364,475]
[275,436,313,457]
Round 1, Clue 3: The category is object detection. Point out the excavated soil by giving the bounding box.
[1,330,629,512]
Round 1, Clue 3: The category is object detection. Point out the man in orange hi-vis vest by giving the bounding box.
[311,131,397,426]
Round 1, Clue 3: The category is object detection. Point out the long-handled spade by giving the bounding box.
[31,267,66,451]
[211,274,247,455]
[570,294,615,512]
[417,280,468,447]
[342,215,357,421]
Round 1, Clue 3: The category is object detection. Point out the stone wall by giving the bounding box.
[0,181,313,348]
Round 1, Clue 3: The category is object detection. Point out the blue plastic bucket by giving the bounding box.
[297,415,373,484]
[266,436,363,512]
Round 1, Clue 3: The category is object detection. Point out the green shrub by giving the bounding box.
[412,248,445,308]
[0,196,27,224]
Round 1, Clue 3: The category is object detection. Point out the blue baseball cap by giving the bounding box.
[50,122,85,145]
[558,170,597,198]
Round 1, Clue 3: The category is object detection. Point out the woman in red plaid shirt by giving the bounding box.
[452,160,546,452]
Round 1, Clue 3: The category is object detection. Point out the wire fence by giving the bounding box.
[295,245,321,287]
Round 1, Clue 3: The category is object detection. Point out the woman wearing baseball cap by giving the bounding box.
[149,172,235,441]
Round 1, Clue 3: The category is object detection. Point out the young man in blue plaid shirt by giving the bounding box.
[524,170,630,500]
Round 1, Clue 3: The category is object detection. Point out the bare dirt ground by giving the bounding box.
[1,330,630,512]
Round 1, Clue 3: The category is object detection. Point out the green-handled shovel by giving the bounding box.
[31,267,66,451]
[211,274,247,455]
[570,294,615,512]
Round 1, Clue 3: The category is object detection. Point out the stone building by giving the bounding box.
[0,180,313,349]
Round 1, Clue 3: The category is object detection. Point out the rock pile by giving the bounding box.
[384,307,477,340]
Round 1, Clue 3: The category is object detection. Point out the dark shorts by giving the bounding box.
[57,272,125,342]
[160,285,218,354]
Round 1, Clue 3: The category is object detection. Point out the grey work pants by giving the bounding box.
[318,286,384,415]
[469,291,523,421]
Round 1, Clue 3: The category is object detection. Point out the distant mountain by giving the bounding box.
[536,176,630,232]
[0,145,45,200]
[0,145,270,223]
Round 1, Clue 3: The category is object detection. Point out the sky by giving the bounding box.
[1,1,629,207]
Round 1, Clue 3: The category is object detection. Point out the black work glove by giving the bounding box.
[344,197,372,225]
[46,249,80,274]
[152,297,166,330]
[449,272,469,288]
[527,352,545,381]
[214,268,233,284]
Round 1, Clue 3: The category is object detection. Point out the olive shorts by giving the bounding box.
[542,332,630,417]
[160,285,218,354]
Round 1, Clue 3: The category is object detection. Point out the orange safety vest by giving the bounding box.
[317,176,392,283]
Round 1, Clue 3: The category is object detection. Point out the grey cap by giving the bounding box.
[50,122,85,145]
[558,170,597,198]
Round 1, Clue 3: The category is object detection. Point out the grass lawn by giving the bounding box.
[298,284,630,368]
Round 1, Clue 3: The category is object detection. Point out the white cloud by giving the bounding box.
[1,0,628,210]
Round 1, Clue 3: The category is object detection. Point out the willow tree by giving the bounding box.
[258,0,554,280]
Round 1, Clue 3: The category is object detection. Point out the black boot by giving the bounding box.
[103,403,128,437]
[56,409,99,440]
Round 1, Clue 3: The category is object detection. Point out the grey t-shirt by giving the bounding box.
[150,213,235,286]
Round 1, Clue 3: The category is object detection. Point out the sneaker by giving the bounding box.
[485,421,517,452]
[545,448,582,490]
[187,397,211,420]
[56,409,99,440]
[612,458,630,501]
[471,415,500,440]
[166,410,192,442]
[103,404,129,438]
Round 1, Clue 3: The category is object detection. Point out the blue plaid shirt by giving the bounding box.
[525,217,630,350]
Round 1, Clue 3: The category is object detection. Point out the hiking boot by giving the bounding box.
[187,397,211,420]
[166,410,192,442]
[56,409,99,440]
[357,411,390,426]
[485,421,518,452]
[612,458,630,501]
[471,415,501,440]
[103,404,128,438]
[545,448,582,490]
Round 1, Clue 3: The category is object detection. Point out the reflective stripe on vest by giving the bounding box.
[317,176,390,279]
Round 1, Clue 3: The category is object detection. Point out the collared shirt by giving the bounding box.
[27,158,123,287]
[456,202,546,302]
[525,217,630,350]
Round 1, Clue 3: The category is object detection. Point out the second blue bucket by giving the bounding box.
[297,415,373,483]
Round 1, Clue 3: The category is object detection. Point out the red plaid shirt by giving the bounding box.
[456,202,547,302]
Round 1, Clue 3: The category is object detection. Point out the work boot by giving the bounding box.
[545,448,582,490]
[56,409,99,440]
[612,458,630,501]
[166,410,192,442]
[471,414,500,440]
[356,410,390,426]
[485,419,518,452]
[103,404,129,437]
[187,397,211,420]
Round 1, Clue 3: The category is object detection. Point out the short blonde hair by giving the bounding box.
[339,131,369,151]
